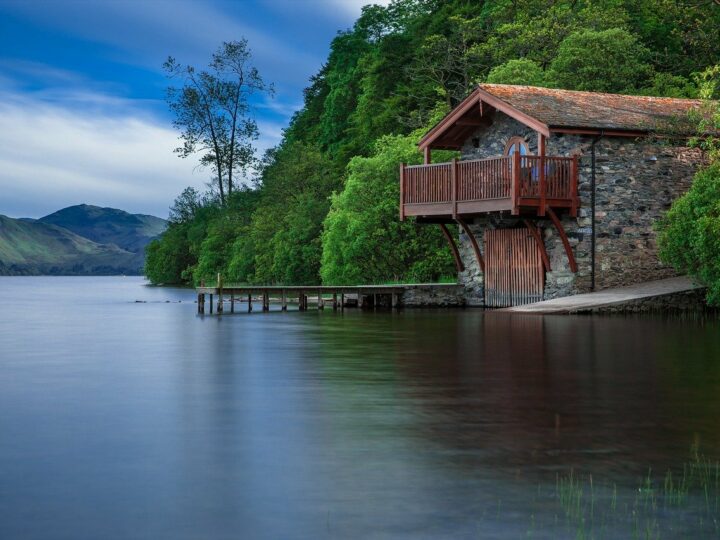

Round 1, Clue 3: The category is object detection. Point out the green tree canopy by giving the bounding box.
[549,28,654,93]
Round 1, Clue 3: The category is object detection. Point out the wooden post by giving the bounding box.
[373,293,378,309]
[451,157,458,219]
[199,280,205,314]
[399,163,406,221]
[340,293,345,311]
[263,291,269,312]
[538,134,546,217]
[209,294,213,314]
[332,293,338,310]
[512,151,521,215]
[217,273,223,314]
[318,290,324,310]
[299,292,304,311]
[281,289,287,311]
[248,292,252,312]
[570,155,579,217]
[230,293,235,313]
[423,146,431,164]
[392,293,398,309]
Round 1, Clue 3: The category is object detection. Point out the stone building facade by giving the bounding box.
[457,114,704,305]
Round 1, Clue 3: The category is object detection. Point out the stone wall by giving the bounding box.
[582,289,710,314]
[399,284,466,307]
[456,112,705,305]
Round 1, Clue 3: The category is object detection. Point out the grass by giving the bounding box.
[547,446,720,539]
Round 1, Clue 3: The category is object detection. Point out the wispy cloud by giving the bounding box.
[0,87,284,219]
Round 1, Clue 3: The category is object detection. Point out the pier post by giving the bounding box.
[318,290,324,310]
[392,293,398,309]
[230,293,234,313]
[217,273,223,314]
[341,293,345,311]
[263,291,269,311]
[281,289,287,311]
[332,293,337,311]
[209,294,213,314]
[248,292,252,312]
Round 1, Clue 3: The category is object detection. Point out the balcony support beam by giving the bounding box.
[523,219,551,272]
[439,223,465,273]
[547,208,578,273]
[456,218,484,273]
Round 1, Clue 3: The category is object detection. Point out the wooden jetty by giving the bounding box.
[195,275,442,314]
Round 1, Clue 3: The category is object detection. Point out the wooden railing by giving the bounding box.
[400,154,578,218]
[402,162,453,204]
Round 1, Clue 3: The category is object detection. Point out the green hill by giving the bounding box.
[0,206,167,275]
[39,204,166,253]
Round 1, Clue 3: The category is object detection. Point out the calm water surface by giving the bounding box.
[1,276,719,539]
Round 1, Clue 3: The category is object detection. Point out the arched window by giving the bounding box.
[504,136,530,157]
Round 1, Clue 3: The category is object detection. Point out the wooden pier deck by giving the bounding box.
[195,282,459,314]
[499,276,701,314]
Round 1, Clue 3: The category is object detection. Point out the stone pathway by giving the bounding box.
[500,276,701,314]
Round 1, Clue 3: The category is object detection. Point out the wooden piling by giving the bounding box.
[248,292,252,313]
[332,293,337,310]
[217,273,223,314]
[281,289,287,311]
[209,294,213,314]
[318,290,324,310]
[230,294,234,313]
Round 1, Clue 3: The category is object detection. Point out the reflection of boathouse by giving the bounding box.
[400,84,706,307]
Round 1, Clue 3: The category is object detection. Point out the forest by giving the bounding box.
[145,0,720,288]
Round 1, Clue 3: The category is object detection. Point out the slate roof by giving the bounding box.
[419,84,708,150]
[478,84,703,133]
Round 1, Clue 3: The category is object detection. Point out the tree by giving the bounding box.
[486,59,547,86]
[164,40,273,205]
[320,131,454,285]
[549,28,654,94]
[657,164,720,305]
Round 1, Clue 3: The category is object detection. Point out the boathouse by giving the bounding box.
[400,84,707,307]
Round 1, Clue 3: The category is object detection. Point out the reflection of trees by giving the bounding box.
[309,311,720,480]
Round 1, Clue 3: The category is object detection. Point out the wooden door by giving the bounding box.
[484,228,544,307]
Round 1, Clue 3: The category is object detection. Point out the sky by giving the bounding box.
[0,0,389,219]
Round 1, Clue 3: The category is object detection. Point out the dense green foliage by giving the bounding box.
[321,131,455,284]
[146,0,720,286]
[657,164,720,304]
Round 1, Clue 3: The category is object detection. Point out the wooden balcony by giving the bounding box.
[400,154,579,221]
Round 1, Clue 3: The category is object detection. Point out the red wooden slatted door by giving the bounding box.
[484,228,544,307]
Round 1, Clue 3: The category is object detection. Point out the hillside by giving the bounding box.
[39,204,166,253]
[0,206,167,275]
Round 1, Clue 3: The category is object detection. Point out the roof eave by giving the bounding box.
[417,86,551,151]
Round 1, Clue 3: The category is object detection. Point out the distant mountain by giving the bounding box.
[39,204,166,254]
[0,205,166,276]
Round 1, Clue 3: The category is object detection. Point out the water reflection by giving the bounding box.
[1,277,719,539]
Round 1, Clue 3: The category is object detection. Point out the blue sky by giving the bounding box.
[0,0,387,218]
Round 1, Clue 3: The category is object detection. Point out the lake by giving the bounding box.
[1,276,719,539]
